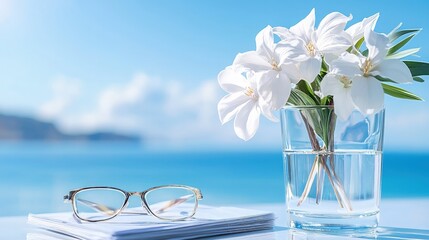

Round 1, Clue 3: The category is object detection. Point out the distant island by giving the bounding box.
[0,113,140,142]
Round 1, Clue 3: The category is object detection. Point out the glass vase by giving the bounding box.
[280,105,384,231]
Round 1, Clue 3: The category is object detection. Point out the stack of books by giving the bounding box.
[27,205,275,240]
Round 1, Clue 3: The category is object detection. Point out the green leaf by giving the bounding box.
[311,75,321,92]
[289,88,336,148]
[388,28,421,42]
[296,80,320,105]
[288,88,317,106]
[413,76,425,82]
[381,83,423,100]
[321,96,333,106]
[404,61,429,76]
[388,33,417,55]
[375,75,396,83]
[321,58,329,72]
[288,89,327,142]
[354,37,365,50]
[386,48,420,59]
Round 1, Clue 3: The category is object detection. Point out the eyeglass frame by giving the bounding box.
[63,185,203,222]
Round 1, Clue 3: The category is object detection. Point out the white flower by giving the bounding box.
[321,27,413,117]
[217,67,276,141]
[232,25,299,110]
[320,55,359,120]
[346,13,379,45]
[275,9,352,82]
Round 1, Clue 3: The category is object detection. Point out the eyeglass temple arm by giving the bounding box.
[68,197,191,216]
[75,198,120,214]
[154,194,196,214]
[76,198,151,215]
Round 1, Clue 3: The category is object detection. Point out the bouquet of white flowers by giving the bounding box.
[218,9,427,140]
[217,9,428,211]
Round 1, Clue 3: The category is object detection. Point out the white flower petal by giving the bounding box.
[218,67,247,93]
[217,92,249,124]
[256,25,274,59]
[256,70,291,110]
[350,76,384,115]
[320,74,342,96]
[331,53,362,76]
[281,62,301,84]
[364,28,389,65]
[345,26,361,45]
[317,12,352,37]
[245,71,254,79]
[297,57,321,82]
[346,13,379,44]
[323,53,340,67]
[231,63,249,74]
[317,33,351,55]
[233,100,260,141]
[334,89,356,120]
[290,8,315,43]
[273,26,293,40]
[233,51,272,72]
[278,38,309,61]
[372,59,413,83]
[259,99,278,122]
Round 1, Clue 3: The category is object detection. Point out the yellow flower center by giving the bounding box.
[306,41,316,57]
[362,58,373,77]
[244,87,258,100]
[339,75,352,88]
[271,59,281,71]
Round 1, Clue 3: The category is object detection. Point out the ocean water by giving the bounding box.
[0,143,428,216]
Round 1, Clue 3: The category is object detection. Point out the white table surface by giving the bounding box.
[2,199,429,239]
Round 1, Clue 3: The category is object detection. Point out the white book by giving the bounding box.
[27,205,275,240]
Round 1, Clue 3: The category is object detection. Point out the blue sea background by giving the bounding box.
[1,142,428,216]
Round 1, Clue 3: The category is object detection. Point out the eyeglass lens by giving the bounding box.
[74,188,126,221]
[144,187,197,220]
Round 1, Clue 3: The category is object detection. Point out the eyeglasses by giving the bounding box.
[63,185,203,222]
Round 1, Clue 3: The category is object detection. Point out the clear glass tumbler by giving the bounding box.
[280,106,384,231]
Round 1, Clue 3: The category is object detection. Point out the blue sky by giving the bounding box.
[0,0,428,150]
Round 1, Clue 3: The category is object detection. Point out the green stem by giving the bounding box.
[296,108,352,211]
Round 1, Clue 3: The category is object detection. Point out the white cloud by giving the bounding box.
[37,76,81,120]
[46,72,243,148]
[67,74,151,132]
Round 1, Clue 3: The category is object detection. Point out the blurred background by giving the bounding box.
[0,0,428,216]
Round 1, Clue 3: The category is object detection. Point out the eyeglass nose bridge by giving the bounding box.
[129,191,142,197]
[127,192,151,212]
